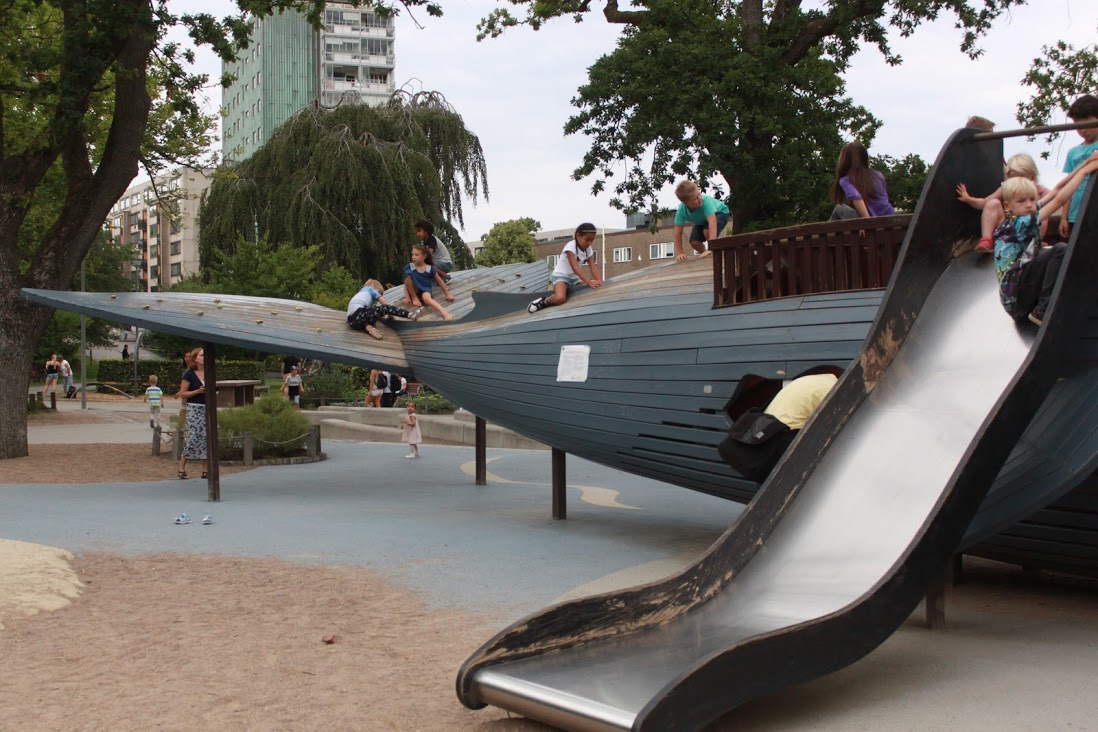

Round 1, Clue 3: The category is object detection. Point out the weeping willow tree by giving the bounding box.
[199,90,486,283]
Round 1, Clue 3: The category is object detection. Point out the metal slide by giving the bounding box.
[457,130,1098,730]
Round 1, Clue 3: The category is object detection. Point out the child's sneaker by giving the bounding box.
[408,307,423,321]
[174,513,191,525]
[1028,311,1043,326]
[975,236,994,253]
[527,296,548,314]
[405,453,418,459]
[201,515,213,525]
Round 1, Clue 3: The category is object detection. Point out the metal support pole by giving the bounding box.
[551,448,567,520]
[475,416,486,485]
[204,342,221,502]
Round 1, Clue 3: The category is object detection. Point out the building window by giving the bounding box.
[169,240,181,255]
[170,263,182,277]
[613,247,632,263]
[546,255,559,269]
[650,242,676,259]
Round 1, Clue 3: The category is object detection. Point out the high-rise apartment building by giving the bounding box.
[106,169,212,292]
[221,3,396,163]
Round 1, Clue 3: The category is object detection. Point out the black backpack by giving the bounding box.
[375,372,389,390]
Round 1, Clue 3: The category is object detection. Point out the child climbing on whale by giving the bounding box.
[346,278,419,340]
[403,243,456,321]
[528,223,602,313]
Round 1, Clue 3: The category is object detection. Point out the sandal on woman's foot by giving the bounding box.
[365,325,384,340]
[178,471,188,480]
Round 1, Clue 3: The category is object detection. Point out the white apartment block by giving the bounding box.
[106,169,212,292]
[221,3,396,163]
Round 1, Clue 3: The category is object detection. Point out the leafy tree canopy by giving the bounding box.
[1016,29,1098,154]
[475,217,540,267]
[198,92,487,285]
[476,0,1027,231]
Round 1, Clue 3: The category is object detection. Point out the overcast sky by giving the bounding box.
[178,0,1097,240]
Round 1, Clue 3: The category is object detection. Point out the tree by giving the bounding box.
[0,0,441,459]
[475,218,540,267]
[874,154,929,214]
[1016,30,1098,154]
[478,0,1028,231]
[198,93,487,285]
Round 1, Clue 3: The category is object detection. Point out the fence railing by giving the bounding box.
[710,215,912,307]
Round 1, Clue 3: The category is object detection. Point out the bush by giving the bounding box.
[96,358,264,394]
[303,363,362,404]
[395,387,456,414]
[216,396,314,459]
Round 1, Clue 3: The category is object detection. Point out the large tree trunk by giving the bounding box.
[0,293,50,458]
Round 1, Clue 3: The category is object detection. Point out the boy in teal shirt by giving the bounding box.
[673,180,731,261]
[1059,94,1098,240]
[144,375,164,429]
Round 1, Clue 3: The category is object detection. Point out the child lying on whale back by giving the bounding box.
[346,279,419,340]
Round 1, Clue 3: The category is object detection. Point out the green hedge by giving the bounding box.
[215,396,314,459]
[395,388,456,414]
[97,358,264,394]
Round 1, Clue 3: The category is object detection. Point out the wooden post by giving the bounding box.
[204,342,221,502]
[172,429,182,460]
[924,561,951,630]
[475,416,486,485]
[152,427,161,456]
[307,426,319,458]
[27,393,36,410]
[49,391,56,410]
[552,448,566,520]
[243,431,254,466]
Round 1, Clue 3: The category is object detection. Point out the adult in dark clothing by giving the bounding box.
[281,355,302,377]
[178,347,208,480]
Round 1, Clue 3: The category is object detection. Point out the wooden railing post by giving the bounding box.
[243,431,254,465]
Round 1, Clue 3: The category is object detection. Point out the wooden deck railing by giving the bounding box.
[710,215,912,307]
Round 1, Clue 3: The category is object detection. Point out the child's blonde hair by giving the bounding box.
[1005,153,1039,182]
[1001,177,1038,203]
[365,278,383,291]
[148,374,158,384]
[674,180,700,201]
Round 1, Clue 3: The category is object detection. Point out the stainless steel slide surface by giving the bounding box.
[466,256,1030,732]
[458,130,1098,730]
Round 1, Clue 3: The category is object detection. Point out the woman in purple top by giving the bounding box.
[829,142,895,220]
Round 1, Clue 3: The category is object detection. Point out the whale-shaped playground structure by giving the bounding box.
[23,126,1098,728]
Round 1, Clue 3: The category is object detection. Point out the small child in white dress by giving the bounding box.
[401,401,422,459]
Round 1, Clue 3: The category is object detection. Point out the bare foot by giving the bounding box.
[700,249,713,258]
[443,313,455,321]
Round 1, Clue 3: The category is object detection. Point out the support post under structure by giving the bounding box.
[204,342,221,502]
[924,560,951,630]
[552,448,567,520]
[475,416,486,486]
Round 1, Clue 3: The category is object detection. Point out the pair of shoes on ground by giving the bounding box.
[1028,310,1044,326]
[404,453,419,459]
[174,514,213,525]
[528,296,548,314]
[177,471,209,480]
